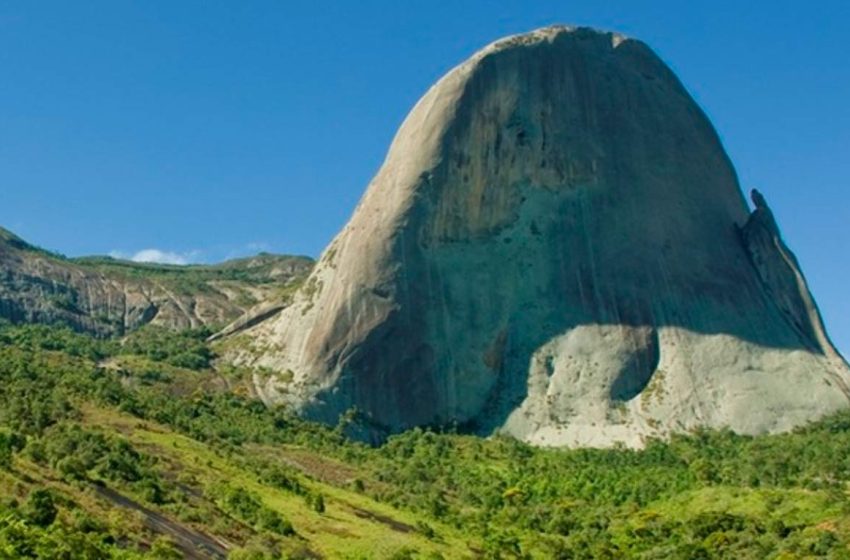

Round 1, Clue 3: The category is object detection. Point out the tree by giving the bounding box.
[23,489,57,527]
[312,493,325,514]
[257,508,295,537]
[0,433,13,470]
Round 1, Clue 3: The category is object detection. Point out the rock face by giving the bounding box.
[240,26,850,447]
[0,227,312,336]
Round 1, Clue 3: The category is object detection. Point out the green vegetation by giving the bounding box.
[70,254,313,298]
[1,322,849,558]
[208,484,295,537]
[122,326,215,370]
[0,226,64,258]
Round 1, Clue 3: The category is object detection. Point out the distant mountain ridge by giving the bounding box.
[0,226,313,336]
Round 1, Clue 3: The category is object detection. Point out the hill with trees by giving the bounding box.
[1,320,849,558]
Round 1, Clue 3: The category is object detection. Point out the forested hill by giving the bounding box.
[1,320,850,558]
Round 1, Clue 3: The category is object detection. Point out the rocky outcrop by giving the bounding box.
[0,227,312,336]
[739,190,850,399]
[232,26,850,447]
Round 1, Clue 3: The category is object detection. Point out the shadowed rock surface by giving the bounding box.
[235,26,850,447]
[0,226,312,336]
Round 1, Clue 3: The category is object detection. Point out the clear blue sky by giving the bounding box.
[1,1,848,352]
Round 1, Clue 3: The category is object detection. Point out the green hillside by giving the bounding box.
[70,254,313,295]
[1,321,849,559]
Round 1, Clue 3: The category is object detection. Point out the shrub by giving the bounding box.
[23,489,57,527]
[257,507,295,536]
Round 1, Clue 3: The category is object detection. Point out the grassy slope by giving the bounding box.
[78,406,469,559]
[70,254,313,289]
[1,402,469,559]
[1,323,850,559]
[0,325,474,559]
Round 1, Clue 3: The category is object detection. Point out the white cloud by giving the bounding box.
[130,249,191,265]
[109,249,201,265]
[223,241,272,260]
[245,241,271,253]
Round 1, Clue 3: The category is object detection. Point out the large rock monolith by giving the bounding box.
[236,26,850,447]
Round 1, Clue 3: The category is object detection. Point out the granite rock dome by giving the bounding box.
[235,26,850,447]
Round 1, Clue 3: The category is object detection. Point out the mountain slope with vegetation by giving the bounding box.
[1,320,849,559]
[0,226,313,337]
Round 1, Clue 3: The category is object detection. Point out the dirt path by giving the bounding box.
[93,485,230,559]
[347,504,416,533]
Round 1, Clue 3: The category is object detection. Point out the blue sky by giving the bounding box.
[0,1,848,351]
